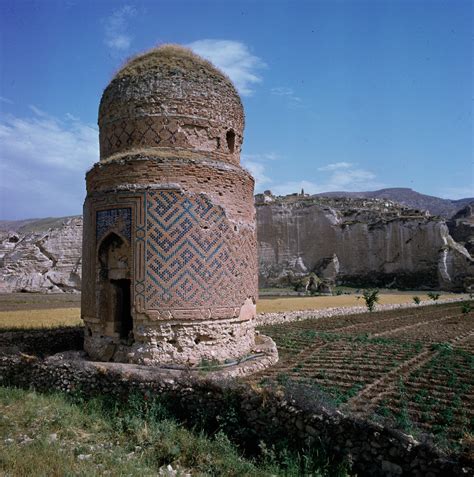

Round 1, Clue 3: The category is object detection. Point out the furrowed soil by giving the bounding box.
[252,301,474,450]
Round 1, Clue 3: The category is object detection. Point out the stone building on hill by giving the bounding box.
[81,45,262,366]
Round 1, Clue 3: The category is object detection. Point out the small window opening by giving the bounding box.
[226,130,235,153]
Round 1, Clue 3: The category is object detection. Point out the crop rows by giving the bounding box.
[373,346,473,442]
[253,302,474,447]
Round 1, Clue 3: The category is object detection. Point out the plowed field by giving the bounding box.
[253,302,474,447]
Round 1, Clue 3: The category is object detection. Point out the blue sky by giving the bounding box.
[0,0,472,220]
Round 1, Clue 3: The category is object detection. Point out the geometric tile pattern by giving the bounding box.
[96,207,132,243]
[145,190,256,309]
[100,116,183,158]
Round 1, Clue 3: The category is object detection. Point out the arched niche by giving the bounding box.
[97,232,133,341]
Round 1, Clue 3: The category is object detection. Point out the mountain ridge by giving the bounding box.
[312,188,473,218]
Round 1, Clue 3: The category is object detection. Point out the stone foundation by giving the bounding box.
[85,314,259,366]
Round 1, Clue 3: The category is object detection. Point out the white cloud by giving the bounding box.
[0,108,98,219]
[266,162,384,196]
[241,159,271,190]
[317,162,353,171]
[0,96,13,104]
[271,87,302,107]
[242,152,279,162]
[104,5,136,53]
[241,153,280,190]
[28,104,51,118]
[65,112,80,121]
[187,40,265,96]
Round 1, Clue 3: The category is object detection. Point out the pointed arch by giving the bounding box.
[97,232,133,341]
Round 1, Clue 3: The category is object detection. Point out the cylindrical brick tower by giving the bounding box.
[81,45,258,366]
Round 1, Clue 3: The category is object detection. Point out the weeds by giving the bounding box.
[0,386,350,476]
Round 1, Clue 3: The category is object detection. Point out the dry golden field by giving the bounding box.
[0,292,467,329]
[256,293,465,314]
[0,308,82,329]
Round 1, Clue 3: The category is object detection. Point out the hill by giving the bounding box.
[313,188,473,218]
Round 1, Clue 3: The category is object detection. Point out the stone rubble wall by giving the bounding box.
[255,296,469,327]
[0,330,470,477]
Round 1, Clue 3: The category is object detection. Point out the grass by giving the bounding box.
[0,308,81,329]
[114,44,231,83]
[0,387,348,477]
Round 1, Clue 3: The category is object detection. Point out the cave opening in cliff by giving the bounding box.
[97,233,133,341]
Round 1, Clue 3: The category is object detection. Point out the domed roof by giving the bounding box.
[113,45,231,83]
[98,45,244,165]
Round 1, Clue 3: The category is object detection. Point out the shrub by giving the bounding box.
[461,302,472,314]
[358,289,379,312]
[412,296,421,305]
[427,292,440,301]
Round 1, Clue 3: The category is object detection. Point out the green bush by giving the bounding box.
[427,292,440,301]
[412,296,421,305]
[359,289,379,312]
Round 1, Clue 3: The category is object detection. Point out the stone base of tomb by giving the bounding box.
[84,313,274,368]
[82,333,277,378]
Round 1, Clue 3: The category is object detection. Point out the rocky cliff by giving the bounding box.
[1,194,473,293]
[0,217,82,293]
[447,203,474,257]
[256,192,473,291]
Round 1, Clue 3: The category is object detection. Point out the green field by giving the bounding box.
[253,301,474,451]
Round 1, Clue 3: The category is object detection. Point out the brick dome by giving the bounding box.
[98,45,244,165]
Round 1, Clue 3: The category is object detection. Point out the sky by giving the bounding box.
[0,0,472,220]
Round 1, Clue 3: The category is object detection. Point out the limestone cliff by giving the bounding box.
[1,195,473,292]
[0,217,82,293]
[256,193,473,291]
[447,203,474,257]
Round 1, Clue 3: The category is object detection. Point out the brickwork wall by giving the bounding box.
[99,65,243,165]
[86,156,255,223]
